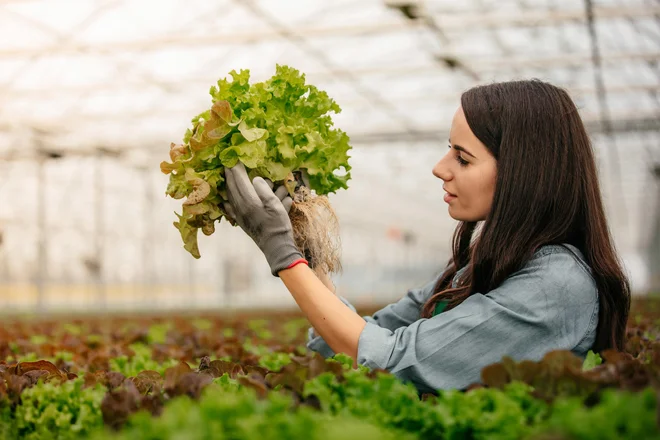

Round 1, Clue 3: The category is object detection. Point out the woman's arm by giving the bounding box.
[306,271,446,359]
[316,270,336,294]
[310,270,335,337]
[279,264,366,362]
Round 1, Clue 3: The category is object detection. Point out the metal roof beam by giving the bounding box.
[0,5,657,59]
[1,87,658,131]
[0,21,422,58]
[427,5,660,29]
[1,53,658,99]
[349,114,660,144]
[2,83,658,115]
[0,111,657,154]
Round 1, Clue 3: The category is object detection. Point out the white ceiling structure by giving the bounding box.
[0,0,658,154]
[0,0,658,308]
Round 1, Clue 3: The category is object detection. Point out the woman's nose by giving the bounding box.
[432,156,451,181]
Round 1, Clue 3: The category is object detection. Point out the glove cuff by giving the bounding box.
[265,240,305,277]
[285,258,309,270]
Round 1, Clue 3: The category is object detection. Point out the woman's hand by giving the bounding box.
[223,162,304,276]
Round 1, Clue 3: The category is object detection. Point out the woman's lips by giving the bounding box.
[443,186,457,203]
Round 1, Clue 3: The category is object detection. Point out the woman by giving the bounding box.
[222,79,631,394]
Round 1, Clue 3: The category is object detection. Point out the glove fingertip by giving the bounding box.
[253,177,276,202]
[277,185,288,197]
[223,202,236,219]
[282,197,293,213]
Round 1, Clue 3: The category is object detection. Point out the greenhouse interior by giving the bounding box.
[0,0,658,313]
[0,0,659,438]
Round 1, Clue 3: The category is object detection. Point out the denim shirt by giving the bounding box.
[307,244,599,393]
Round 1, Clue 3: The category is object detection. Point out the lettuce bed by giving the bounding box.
[1,298,659,439]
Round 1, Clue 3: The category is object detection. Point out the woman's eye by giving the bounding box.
[448,145,469,166]
[456,155,469,166]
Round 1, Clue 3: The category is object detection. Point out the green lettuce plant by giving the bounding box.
[161,65,351,267]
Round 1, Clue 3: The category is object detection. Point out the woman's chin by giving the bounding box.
[447,206,474,222]
[448,208,486,222]
[447,206,461,221]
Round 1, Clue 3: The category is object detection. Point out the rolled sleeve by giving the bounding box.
[366,274,442,331]
[306,275,441,358]
[306,326,337,358]
[306,295,360,358]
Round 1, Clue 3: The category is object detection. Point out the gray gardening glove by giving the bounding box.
[223,162,304,276]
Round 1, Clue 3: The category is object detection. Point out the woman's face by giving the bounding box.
[432,107,497,222]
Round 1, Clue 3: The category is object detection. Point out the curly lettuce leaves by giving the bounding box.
[161,65,352,258]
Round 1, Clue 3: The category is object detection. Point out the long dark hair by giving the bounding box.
[420,79,631,353]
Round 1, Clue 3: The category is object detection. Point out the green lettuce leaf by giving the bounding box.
[582,350,603,371]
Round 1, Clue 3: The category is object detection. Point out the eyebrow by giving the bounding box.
[448,139,476,158]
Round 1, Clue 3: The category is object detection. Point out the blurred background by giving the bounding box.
[0,0,658,314]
